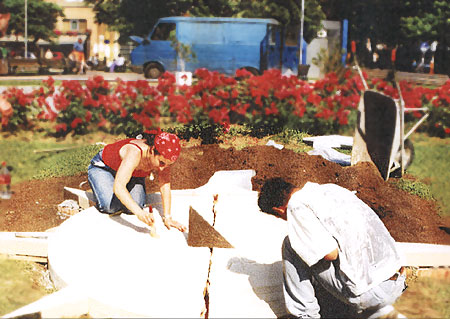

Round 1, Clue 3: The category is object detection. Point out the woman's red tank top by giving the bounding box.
[102,138,151,177]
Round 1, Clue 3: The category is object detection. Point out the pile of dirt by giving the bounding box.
[0,144,448,245]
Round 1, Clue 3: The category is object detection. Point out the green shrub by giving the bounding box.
[393,179,433,200]
[312,44,347,79]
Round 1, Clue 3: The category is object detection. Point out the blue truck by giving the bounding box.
[130,16,303,79]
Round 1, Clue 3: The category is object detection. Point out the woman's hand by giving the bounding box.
[163,216,187,232]
[136,209,155,227]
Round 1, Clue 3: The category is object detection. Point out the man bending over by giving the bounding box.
[258,178,407,319]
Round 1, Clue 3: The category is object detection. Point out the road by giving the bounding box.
[0,70,149,82]
[0,70,155,94]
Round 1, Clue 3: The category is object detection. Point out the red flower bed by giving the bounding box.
[0,69,448,138]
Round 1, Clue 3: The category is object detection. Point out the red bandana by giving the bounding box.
[154,132,181,161]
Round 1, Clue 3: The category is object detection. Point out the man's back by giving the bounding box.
[287,182,403,295]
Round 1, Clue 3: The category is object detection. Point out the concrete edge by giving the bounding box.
[396,242,450,267]
[2,285,149,319]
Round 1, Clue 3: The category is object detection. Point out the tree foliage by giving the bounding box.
[319,0,448,47]
[233,0,325,43]
[2,0,64,44]
[85,0,325,44]
[399,1,449,43]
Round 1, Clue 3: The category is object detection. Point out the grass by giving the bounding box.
[406,133,450,217]
[0,80,62,86]
[0,255,54,316]
[0,130,116,184]
[395,276,450,318]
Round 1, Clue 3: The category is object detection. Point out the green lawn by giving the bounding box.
[0,256,54,316]
[407,133,450,217]
[0,132,104,184]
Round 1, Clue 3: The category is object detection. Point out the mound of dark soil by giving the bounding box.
[0,144,448,245]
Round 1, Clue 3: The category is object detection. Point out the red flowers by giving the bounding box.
[71,117,83,129]
[1,70,447,138]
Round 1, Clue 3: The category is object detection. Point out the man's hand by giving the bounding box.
[163,216,187,232]
[324,248,339,261]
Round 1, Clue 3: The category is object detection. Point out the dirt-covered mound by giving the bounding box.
[0,144,448,245]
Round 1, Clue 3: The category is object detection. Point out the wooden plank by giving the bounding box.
[363,68,449,86]
[15,232,49,239]
[0,232,48,257]
[0,253,47,263]
[33,146,82,154]
[397,242,450,267]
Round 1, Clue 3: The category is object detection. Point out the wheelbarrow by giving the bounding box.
[350,42,429,181]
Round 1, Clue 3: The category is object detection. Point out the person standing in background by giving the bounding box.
[73,38,87,74]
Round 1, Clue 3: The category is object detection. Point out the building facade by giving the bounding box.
[0,0,119,63]
[47,0,119,62]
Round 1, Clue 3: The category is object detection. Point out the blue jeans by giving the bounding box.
[87,150,146,214]
[282,236,406,318]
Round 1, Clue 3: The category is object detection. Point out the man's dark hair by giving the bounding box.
[258,177,295,216]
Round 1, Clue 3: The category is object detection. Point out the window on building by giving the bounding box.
[70,20,78,31]
[62,19,87,34]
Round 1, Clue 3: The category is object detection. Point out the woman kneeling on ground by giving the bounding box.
[88,129,186,232]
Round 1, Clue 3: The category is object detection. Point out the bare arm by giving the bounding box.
[113,145,154,226]
[158,167,186,232]
[158,167,172,219]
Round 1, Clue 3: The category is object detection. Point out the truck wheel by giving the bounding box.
[9,66,17,75]
[237,67,259,76]
[38,67,47,75]
[244,67,260,76]
[144,63,164,79]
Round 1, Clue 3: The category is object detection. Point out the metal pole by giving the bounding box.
[342,19,348,65]
[24,0,27,58]
[395,81,405,176]
[299,0,304,66]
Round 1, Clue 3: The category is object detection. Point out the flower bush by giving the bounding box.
[0,87,39,130]
[1,69,449,140]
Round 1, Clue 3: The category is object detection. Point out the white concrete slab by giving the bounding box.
[303,135,354,148]
[48,202,211,317]
[396,242,450,267]
[207,192,288,318]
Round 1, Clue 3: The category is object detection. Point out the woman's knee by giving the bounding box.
[129,178,146,207]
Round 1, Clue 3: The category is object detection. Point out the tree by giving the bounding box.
[399,1,448,42]
[234,0,325,43]
[3,0,64,45]
[319,0,448,55]
[85,0,325,44]
[84,0,194,42]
